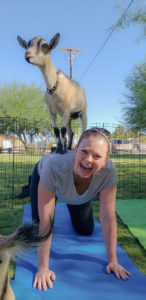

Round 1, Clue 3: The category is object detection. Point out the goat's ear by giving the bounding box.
[48,33,60,52]
[17,35,28,49]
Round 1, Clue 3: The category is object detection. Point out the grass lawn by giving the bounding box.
[0,154,42,207]
[111,154,146,199]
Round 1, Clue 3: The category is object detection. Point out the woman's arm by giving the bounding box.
[99,185,131,280]
[33,182,56,290]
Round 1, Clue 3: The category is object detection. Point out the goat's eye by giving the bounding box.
[41,43,48,49]
[41,43,49,54]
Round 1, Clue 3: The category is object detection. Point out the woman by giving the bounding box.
[30,127,131,290]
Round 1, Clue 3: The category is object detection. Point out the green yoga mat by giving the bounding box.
[116,199,146,249]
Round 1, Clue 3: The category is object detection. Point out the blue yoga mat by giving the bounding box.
[11,203,146,300]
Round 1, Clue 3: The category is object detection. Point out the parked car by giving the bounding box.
[111,139,133,154]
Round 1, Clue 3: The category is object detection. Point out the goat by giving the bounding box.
[0,222,52,300]
[17,33,87,154]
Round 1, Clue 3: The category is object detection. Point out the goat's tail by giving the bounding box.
[0,220,52,260]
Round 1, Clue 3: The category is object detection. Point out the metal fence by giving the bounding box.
[0,117,146,208]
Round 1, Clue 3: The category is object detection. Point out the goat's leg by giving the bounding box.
[60,113,70,153]
[53,127,64,154]
[80,110,87,132]
[60,127,67,153]
[49,111,64,154]
[4,279,15,300]
[67,119,74,150]
[0,257,15,300]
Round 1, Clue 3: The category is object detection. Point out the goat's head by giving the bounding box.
[17,33,60,67]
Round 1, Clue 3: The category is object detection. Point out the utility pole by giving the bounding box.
[60,48,82,79]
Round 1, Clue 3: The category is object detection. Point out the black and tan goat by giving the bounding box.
[0,222,52,300]
[17,33,87,153]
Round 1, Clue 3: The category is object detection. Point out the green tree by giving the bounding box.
[122,62,146,133]
[111,0,146,40]
[112,125,126,139]
[0,81,51,145]
[111,125,139,140]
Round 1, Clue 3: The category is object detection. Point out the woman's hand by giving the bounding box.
[33,267,56,290]
[106,261,132,280]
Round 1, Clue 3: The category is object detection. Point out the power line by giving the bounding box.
[79,0,135,82]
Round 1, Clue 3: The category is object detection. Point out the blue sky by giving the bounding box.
[0,0,145,126]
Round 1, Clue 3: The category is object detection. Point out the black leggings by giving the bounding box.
[30,163,94,236]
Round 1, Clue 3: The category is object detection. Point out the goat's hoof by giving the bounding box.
[51,146,56,153]
[63,149,67,154]
[55,141,67,154]
[55,149,67,154]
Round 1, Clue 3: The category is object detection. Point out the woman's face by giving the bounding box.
[73,136,109,179]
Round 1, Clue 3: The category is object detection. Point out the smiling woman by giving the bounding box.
[30,127,131,291]
[73,127,110,180]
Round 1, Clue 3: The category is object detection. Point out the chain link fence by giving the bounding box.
[0,117,146,208]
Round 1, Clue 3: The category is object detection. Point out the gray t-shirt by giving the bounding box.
[38,151,117,205]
